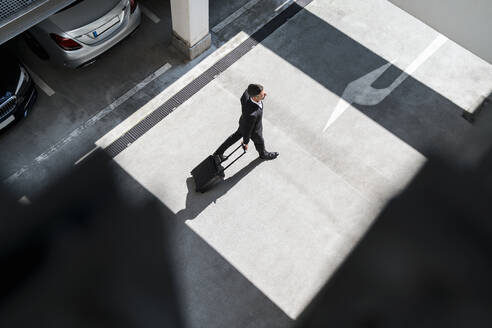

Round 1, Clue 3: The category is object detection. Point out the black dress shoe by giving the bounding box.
[259,151,279,160]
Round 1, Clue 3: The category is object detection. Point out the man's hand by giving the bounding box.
[242,143,248,151]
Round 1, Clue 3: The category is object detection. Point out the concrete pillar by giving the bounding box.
[170,0,211,60]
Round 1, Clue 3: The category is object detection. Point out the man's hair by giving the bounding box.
[247,84,263,97]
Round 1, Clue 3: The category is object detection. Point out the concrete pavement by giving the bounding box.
[98,0,492,326]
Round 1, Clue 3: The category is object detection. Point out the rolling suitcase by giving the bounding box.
[191,144,246,193]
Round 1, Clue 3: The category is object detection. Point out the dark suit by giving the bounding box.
[215,90,266,156]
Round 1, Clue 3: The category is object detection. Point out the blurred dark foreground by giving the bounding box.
[0,150,184,327]
[1,128,492,327]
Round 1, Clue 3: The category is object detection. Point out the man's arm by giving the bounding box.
[240,90,249,106]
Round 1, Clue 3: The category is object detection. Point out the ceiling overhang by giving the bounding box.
[0,0,76,45]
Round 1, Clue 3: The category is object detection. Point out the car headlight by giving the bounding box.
[15,66,30,94]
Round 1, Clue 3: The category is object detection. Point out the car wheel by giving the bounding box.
[23,32,49,60]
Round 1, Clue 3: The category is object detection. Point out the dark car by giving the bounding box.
[0,54,37,131]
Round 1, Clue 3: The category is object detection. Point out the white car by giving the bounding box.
[25,0,141,68]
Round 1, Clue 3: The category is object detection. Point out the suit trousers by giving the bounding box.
[215,128,265,156]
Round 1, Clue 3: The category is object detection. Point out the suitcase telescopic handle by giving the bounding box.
[220,144,246,172]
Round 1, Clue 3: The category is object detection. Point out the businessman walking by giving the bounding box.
[214,84,279,161]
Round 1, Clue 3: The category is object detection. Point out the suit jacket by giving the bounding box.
[238,90,263,144]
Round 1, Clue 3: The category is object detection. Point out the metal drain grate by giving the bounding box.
[105,0,312,158]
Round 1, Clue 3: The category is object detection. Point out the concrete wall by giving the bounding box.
[389,0,492,64]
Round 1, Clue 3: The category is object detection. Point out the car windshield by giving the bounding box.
[57,0,85,13]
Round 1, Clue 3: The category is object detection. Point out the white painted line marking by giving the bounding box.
[34,63,171,164]
[404,35,448,75]
[211,0,261,33]
[18,195,31,205]
[323,35,448,131]
[74,146,100,165]
[140,5,160,24]
[24,65,55,96]
[4,63,172,184]
[275,0,295,12]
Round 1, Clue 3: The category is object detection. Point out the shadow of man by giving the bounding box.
[176,158,263,221]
